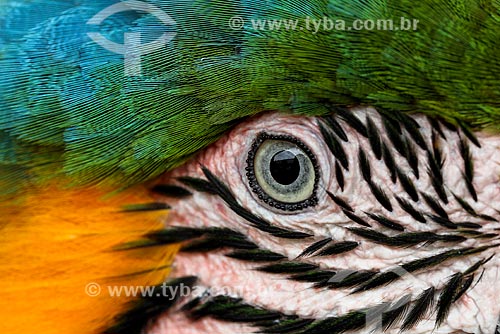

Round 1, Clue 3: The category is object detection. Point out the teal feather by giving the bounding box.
[0,0,499,191]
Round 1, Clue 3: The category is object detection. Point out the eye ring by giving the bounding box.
[245,132,320,211]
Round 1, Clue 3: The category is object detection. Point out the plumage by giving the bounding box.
[1,0,499,191]
[1,1,500,334]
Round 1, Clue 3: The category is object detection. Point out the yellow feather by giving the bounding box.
[0,183,177,334]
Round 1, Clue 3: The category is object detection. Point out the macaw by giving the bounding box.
[0,1,499,334]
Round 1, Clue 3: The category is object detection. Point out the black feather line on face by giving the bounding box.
[459,138,474,184]
[326,191,353,212]
[427,144,448,203]
[438,118,458,133]
[400,287,435,331]
[178,176,218,194]
[146,227,244,247]
[331,106,368,137]
[436,272,463,326]
[455,222,482,229]
[398,113,428,151]
[378,110,402,134]
[366,117,382,160]
[364,212,405,231]
[384,117,407,159]
[464,173,479,202]
[479,214,499,222]
[181,235,258,252]
[297,238,333,258]
[427,146,448,204]
[319,121,349,170]
[334,160,345,191]
[368,181,393,212]
[459,137,478,201]
[404,138,420,179]
[458,121,482,148]
[317,270,378,289]
[187,295,285,323]
[358,148,371,182]
[430,173,448,205]
[427,214,457,229]
[121,202,171,212]
[452,192,477,216]
[452,274,474,303]
[227,249,286,262]
[258,262,319,274]
[421,192,449,219]
[381,294,412,331]
[323,115,349,142]
[431,130,445,170]
[343,210,371,227]
[291,270,337,284]
[146,227,205,244]
[474,233,500,240]
[382,141,398,183]
[114,227,259,252]
[201,166,312,239]
[315,241,359,257]
[395,196,427,223]
[428,117,447,140]
[395,166,419,202]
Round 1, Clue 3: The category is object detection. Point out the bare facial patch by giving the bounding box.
[108,108,500,334]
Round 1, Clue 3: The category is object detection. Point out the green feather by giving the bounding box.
[0,0,499,191]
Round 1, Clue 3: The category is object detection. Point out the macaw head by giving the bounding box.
[0,1,499,334]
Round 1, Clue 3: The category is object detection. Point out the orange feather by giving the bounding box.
[0,183,177,334]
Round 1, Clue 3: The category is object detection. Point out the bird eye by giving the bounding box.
[246,133,319,211]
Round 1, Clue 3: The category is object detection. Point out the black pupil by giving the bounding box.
[270,150,301,185]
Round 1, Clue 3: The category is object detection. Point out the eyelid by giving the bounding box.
[245,132,320,212]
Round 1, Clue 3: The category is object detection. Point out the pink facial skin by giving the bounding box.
[149,108,500,334]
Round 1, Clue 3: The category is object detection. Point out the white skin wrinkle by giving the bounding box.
[150,108,500,334]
